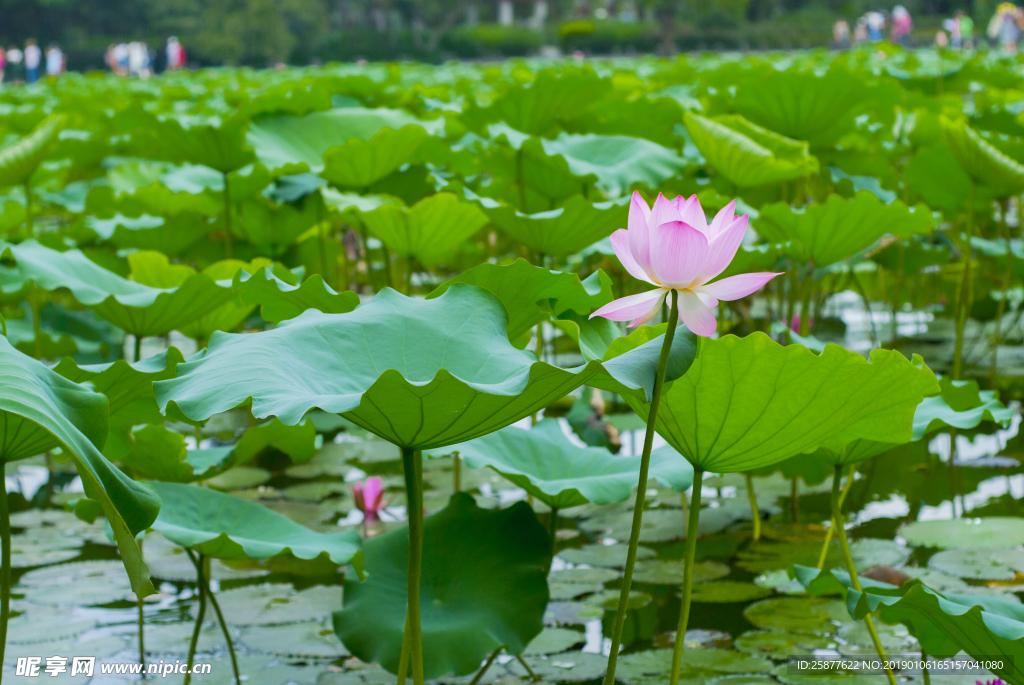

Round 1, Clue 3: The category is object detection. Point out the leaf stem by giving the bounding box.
[0,472,10,685]
[831,466,897,685]
[401,447,425,685]
[453,452,460,493]
[669,467,703,685]
[183,552,207,685]
[745,472,760,542]
[603,289,680,685]
[790,476,799,523]
[395,611,410,685]
[991,199,1014,387]
[189,551,240,685]
[222,173,233,260]
[953,179,975,380]
[469,645,503,685]
[817,466,856,569]
[138,537,145,672]
[24,181,32,235]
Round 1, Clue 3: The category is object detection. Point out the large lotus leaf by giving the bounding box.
[234,267,359,324]
[463,68,614,138]
[684,112,820,188]
[321,126,432,190]
[427,259,613,343]
[238,194,323,257]
[333,492,548,677]
[358,192,488,266]
[756,192,934,268]
[83,213,214,255]
[234,418,321,465]
[424,419,693,509]
[942,117,1024,194]
[120,424,233,483]
[149,481,364,575]
[54,349,187,459]
[0,240,235,338]
[622,333,939,472]
[815,374,1015,467]
[155,285,698,450]
[0,336,159,597]
[247,108,441,176]
[538,132,688,198]
[480,128,597,210]
[479,194,630,257]
[792,565,1024,685]
[899,517,1024,549]
[0,116,61,189]
[727,67,878,148]
[136,113,255,174]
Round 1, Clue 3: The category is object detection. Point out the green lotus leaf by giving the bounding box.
[755,192,934,268]
[537,132,689,198]
[321,126,433,190]
[0,240,235,338]
[247,108,441,176]
[622,333,939,472]
[233,267,360,324]
[791,565,1024,685]
[135,113,255,174]
[478,194,630,258]
[120,424,234,483]
[942,116,1024,194]
[424,419,692,508]
[898,517,1024,550]
[727,66,880,148]
[427,259,613,344]
[53,348,187,459]
[234,418,321,466]
[684,112,820,188]
[83,213,215,255]
[333,492,548,677]
[0,336,159,596]
[148,481,364,575]
[0,116,62,189]
[358,192,488,267]
[237,194,324,257]
[155,285,698,450]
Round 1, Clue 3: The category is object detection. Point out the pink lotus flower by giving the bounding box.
[590,192,782,337]
[351,477,385,522]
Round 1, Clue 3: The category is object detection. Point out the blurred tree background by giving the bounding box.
[0,0,983,69]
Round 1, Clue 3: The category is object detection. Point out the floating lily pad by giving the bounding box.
[691,581,773,604]
[281,481,349,502]
[550,567,621,584]
[550,582,604,601]
[239,621,347,658]
[733,630,836,660]
[544,601,602,626]
[835,620,916,656]
[743,597,850,634]
[6,609,96,643]
[558,543,656,567]
[137,620,231,655]
[736,539,906,574]
[928,548,1024,581]
[584,589,653,610]
[631,559,731,585]
[204,466,272,490]
[522,627,585,656]
[619,648,772,681]
[899,517,1024,549]
[580,507,736,543]
[524,651,609,682]
[192,583,341,626]
[17,559,135,605]
[772,664,886,685]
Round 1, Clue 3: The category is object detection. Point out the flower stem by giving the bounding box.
[669,468,703,685]
[817,466,856,569]
[0,473,10,685]
[602,289,680,685]
[745,472,760,542]
[191,552,240,685]
[222,173,233,260]
[991,199,1013,387]
[953,179,975,381]
[138,537,145,671]
[395,611,410,685]
[401,447,425,685]
[831,466,897,685]
[548,506,559,557]
[183,552,207,685]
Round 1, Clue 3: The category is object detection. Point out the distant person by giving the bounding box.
[0,47,6,86]
[944,15,962,48]
[128,41,150,78]
[7,46,22,82]
[959,11,975,49]
[45,43,63,77]
[936,29,949,48]
[166,36,186,70]
[866,11,886,42]
[23,39,41,84]
[891,6,912,44]
[112,43,129,76]
[834,18,851,47]
[988,3,1022,52]
[854,17,869,43]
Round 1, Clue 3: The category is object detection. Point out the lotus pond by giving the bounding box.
[2,46,1024,685]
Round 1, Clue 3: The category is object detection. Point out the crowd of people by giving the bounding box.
[0,40,64,86]
[832,6,983,50]
[0,36,184,86]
